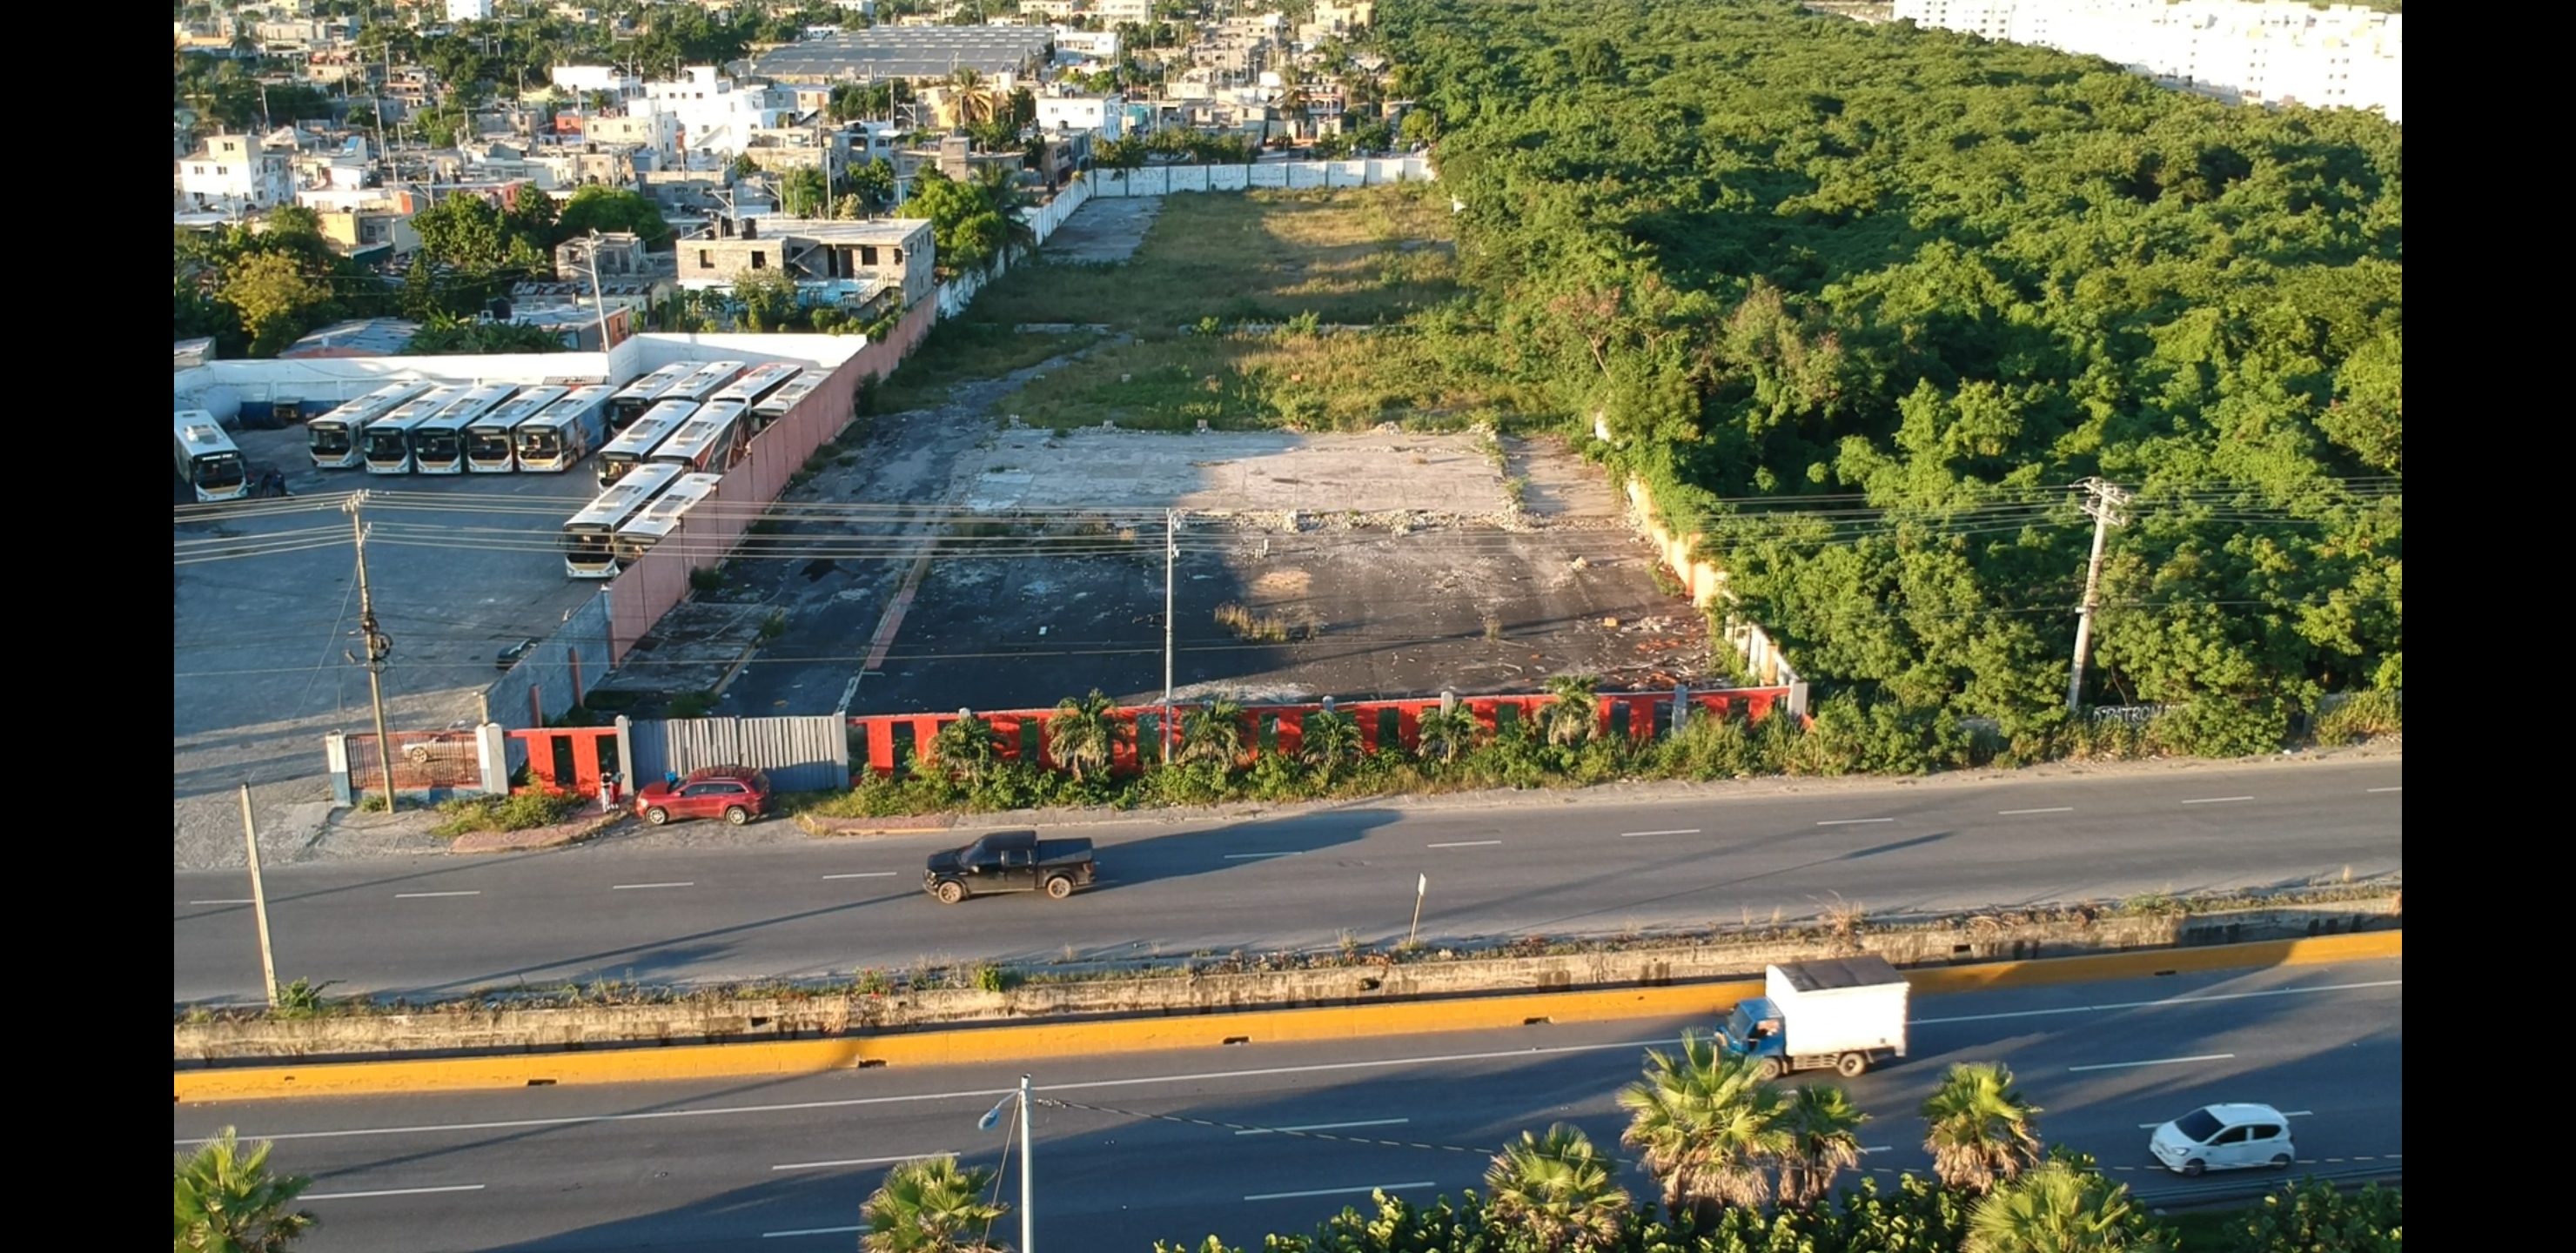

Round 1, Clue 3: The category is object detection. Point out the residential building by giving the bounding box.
[679,217,936,314]
[1020,0,1085,17]
[255,17,356,50]
[584,111,682,155]
[1036,90,1124,140]
[446,0,493,22]
[1053,27,1120,62]
[638,66,796,159]
[741,126,852,178]
[753,25,1056,83]
[1095,0,1153,24]
[1892,0,2401,121]
[554,232,658,283]
[551,65,635,98]
[278,318,420,359]
[178,134,295,214]
[312,207,422,260]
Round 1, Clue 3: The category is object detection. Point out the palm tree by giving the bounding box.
[1774,1082,1868,1209]
[1922,1062,2044,1195]
[1541,674,1600,747]
[1299,707,1362,783]
[972,164,1039,258]
[1616,1031,1788,1222]
[930,711,1001,781]
[946,67,998,127]
[860,1156,1009,1253]
[1963,1161,2151,1253]
[1046,690,1123,782]
[1484,1122,1632,1252]
[175,1128,316,1252]
[1413,705,1483,764]
[1179,699,1248,767]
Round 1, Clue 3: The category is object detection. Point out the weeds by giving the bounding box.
[667,690,718,719]
[759,610,788,642]
[688,566,724,593]
[429,791,582,837]
[1215,601,1295,642]
[272,977,339,1018]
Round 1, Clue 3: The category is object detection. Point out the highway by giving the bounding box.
[172,760,2402,1003]
[171,959,2404,1252]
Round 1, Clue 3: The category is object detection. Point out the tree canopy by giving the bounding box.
[1387,0,2403,751]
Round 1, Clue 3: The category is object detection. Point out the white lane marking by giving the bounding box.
[1815,818,1895,826]
[821,872,896,880]
[185,981,2406,1146]
[1224,851,1300,860]
[1997,807,2073,815]
[2283,1110,2313,1116]
[611,881,695,890]
[395,891,480,899]
[2068,1053,2234,1072]
[1237,1118,1411,1136]
[772,1152,951,1171]
[1245,1181,1437,1203]
[1915,979,2402,1027]
[304,1183,486,1201]
[2179,796,2253,805]
[764,1225,862,1239]
[2366,787,2402,794]
[1426,841,1501,848]
[1620,828,1700,838]
[187,899,253,906]
[1860,1145,1894,1154]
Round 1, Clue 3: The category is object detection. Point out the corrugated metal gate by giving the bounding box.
[627,716,849,793]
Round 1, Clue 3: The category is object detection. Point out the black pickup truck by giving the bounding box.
[923,829,1097,903]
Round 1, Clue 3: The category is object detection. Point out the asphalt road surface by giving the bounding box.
[171,959,2405,1252]
[172,760,2402,1003]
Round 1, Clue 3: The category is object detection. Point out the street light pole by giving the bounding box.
[583,229,613,352]
[345,494,399,813]
[1162,509,1177,765]
[978,1074,1036,1251]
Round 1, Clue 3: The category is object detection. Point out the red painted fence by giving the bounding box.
[848,688,1794,779]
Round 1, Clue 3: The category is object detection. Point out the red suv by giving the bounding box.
[634,766,771,826]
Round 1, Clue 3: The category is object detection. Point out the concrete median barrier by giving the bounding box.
[173,930,2398,1102]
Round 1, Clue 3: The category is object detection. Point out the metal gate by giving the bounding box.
[627,716,849,793]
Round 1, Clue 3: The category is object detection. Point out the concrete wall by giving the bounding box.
[174,898,2398,1063]
[1625,477,1808,714]
[173,352,618,424]
[480,592,615,754]
[1090,157,1431,198]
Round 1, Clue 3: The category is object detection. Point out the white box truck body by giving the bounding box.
[1717,955,1910,1078]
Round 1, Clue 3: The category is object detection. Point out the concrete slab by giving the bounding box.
[1040,196,1162,264]
[963,426,1517,518]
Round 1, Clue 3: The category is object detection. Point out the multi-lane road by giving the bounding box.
[172,761,2402,1003]
[171,959,2405,1252]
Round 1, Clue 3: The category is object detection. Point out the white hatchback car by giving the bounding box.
[2149,1102,2298,1176]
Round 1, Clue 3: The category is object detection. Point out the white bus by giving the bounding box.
[748,370,819,433]
[363,385,464,473]
[607,362,694,431]
[515,385,613,472]
[174,411,249,502]
[710,362,803,413]
[613,471,724,563]
[647,400,749,474]
[594,399,698,486]
[663,359,747,408]
[306,381,430,470]
[560,462,686,579]
[466,385,568,472]
[409,384,518,475]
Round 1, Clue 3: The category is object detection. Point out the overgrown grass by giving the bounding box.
[867,322,1102,414]
[429,791,584,837]
[972,186,1461,333]
[993,322,1530,432]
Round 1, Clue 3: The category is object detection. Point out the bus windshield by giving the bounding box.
[415,430,462,461]
[364,428,411,460]
[467,430,514,462]
[195,452,246,491]
[520,428,561,459]
[309,425,352,456]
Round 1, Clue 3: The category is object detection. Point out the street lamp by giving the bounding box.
[582,229,613,352]
[976,1075,1036,1253]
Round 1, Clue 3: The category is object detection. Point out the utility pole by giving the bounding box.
[1162,509,1177,764]
[346,494,400,812]
[238,784,280,1008]
[2064,478,2131,714]
[1018,1073,1035,1253]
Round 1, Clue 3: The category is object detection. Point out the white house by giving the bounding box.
[637,66,796,160]
[1036,91,1123,141]
[178,134,294,214]
[446,0,493,22]
[1095,0,1153,24]
[550,64,633,97]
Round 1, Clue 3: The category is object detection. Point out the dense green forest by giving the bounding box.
[1388,0,2401,754]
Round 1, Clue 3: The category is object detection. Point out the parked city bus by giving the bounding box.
[514,385,613,472]
[173,411,249,502]
[466,385,568,472]
[748,370,819,433]
[663,359,747,408]
[646,400,749,474]
[594,399,698,486]
[613,471,723,564]
[363,385,464,473]
[560,462,685,579]
[409,384,518,475]
[306,381,430,470]
[606,362,694,431]
[710,362,802,413]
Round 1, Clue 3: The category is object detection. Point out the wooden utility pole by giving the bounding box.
[2065,478,2132,713]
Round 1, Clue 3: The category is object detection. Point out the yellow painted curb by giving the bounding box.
[174,929,2398,1103]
